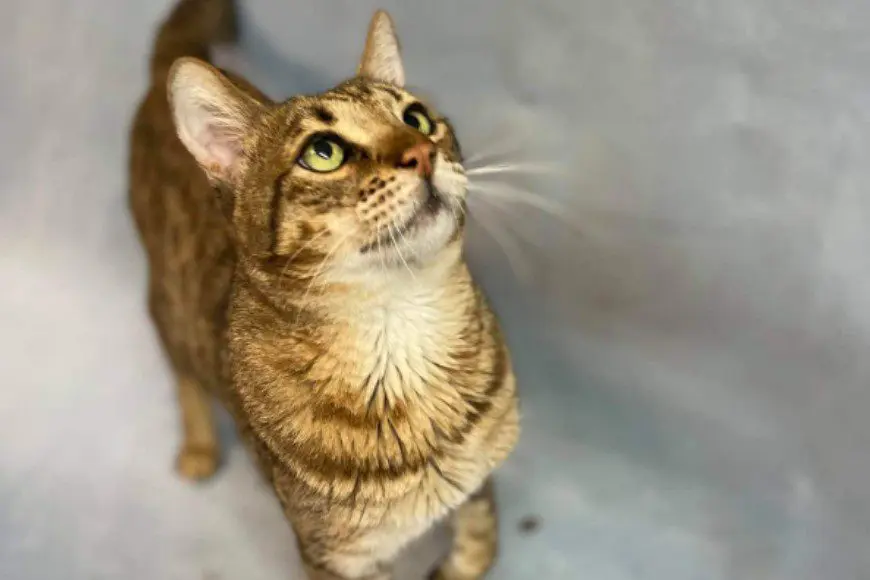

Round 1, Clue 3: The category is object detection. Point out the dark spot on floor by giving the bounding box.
[518,514,541,535]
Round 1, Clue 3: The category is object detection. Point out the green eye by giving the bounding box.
[403,106,434,136]
[299,137,345,172]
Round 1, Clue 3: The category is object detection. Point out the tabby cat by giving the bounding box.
[128,1,520,578]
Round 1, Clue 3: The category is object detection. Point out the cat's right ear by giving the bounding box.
[357,10,405,87]
[168,57,264,185]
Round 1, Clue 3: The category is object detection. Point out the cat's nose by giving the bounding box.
[397,142,435,178]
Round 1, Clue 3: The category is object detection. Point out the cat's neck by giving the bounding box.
[324,244,469,319]
[321,244,473,338]
[318,246,477,410]
[232,244,478,410]
[236,243,474,340]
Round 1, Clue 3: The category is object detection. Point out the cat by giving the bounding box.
[128,1,520,578]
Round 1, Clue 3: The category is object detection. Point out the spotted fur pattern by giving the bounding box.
[129,2,519,578]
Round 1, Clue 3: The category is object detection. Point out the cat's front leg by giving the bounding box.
[428,478,498,580]
[299,546,393,580]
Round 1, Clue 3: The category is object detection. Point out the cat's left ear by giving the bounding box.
[168,57,264,186]
[357,10,405,87]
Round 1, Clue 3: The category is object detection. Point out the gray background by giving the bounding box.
[2,0,869,578]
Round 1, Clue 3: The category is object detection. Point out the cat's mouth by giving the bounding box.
[360,184,446,254]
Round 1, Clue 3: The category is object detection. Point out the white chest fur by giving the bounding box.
[345,279,464,407]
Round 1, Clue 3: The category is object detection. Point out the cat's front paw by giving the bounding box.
[176,444,218,481]
[427,565,487,580]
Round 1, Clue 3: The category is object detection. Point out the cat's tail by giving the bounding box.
[149,0,238,85]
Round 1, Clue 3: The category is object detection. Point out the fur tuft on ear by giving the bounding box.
[357,10,405,87]
[167,57,263,183]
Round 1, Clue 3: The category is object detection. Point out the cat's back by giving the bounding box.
[128,0,268,389]
[129,82,234,386]
[130,84,206,237]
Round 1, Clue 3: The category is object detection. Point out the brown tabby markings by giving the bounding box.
[129,1,519,579]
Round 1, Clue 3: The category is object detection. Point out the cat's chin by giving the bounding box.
[342,203,459,275]
[397,201,459,262]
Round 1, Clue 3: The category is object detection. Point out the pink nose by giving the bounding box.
[398,142,435,178]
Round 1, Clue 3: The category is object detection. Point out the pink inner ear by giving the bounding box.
[199,123,243,172]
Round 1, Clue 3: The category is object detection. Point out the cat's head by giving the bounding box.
[168,10,467,278]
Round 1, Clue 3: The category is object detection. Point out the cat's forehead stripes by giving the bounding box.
[370,84,404,102]
[313,106,336,124]
[268,79,453,164]
[325,79,409,106]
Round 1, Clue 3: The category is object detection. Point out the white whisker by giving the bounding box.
[467,201,531,282]
[465,162,557,178]
[374,225,388,277]
[393,220,419,265]
[468,196,541,250]
[461,129,528,168]
[467,182,582,235]
[463,144,523,168]
[387,223,417,281]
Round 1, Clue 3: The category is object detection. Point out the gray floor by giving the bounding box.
[3,0,870,578]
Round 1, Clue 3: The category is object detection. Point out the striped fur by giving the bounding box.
[128,2,519,578]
